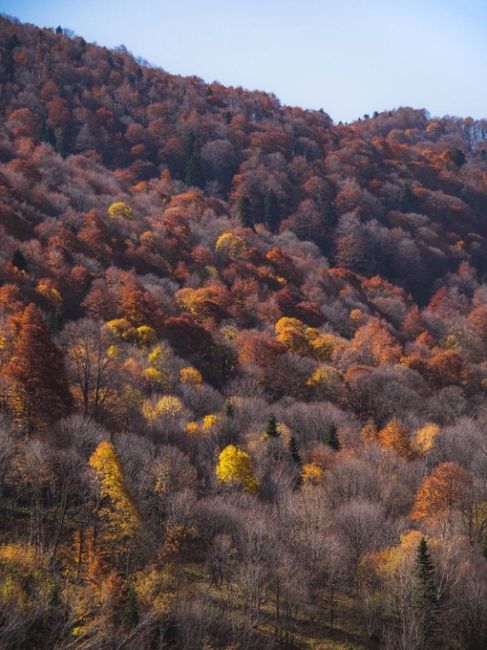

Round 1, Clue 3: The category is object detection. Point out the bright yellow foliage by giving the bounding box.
[142,395,184,419]
[106,320,156,346]
[134,325,157,346]
[176,288,207,319]
[308,331,343,361]
[179,366,203,385]
[148,346,164,363]
[276,421,292,445]
[147,346,173,388]
[275,317,342,360]
[107,344,120,359]
[379,530,423,576]
[107,201,133,220]
[176,285,229,321]
[215,445,259,494]
[0,544,50,611]
[0,543,37,569]
[215,231,245,258]
[202,414,220,433]
[301,463,324,486]
[35,280,62,304]
[444,334,457,349]
[142,367,165,385]
[106,318,132,338]
[412,422,440,454]
[133,565,174,615]
[275,317,310,355]
[71,626,87,637]
[307,367,330,387]
[156,395,183,416]
[88,441,141,542]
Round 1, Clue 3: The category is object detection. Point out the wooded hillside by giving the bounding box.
[1,14,487,649]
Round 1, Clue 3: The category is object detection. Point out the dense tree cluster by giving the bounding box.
[0,14,487,649]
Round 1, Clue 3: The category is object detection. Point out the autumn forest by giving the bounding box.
[1,13,487,649]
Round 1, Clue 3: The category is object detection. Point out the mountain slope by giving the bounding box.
[0,14,487,650]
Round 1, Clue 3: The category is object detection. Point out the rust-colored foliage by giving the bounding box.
[4,303,72,430]
[427,349,465,388]
[379,419,411,458]
[411,462,471,522]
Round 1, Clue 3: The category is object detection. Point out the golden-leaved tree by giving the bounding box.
[215,445,259,494]
[88,441,141,568]
[379,419,411,458]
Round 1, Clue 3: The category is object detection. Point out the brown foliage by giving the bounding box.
[4,303,72,430]
[411,462,471,522]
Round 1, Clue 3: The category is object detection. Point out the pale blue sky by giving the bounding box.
[3,0,487,123]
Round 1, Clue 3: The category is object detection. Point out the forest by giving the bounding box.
[1,13,487,649]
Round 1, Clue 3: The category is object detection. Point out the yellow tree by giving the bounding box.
[301,463,324,486]
[215,445,259,494]
[379,419,411,458]
[412,423,440,454]
[107,201,133,220]
[88,442,141,566]
[215,231,245,258]
[275,317,312,356]
[275,317,343,360]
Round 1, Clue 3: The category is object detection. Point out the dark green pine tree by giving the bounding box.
[265,414,279,438]
[414,537,438,647]
[451,148,466,168]
[237,195,254,229]
[264,190,280,233]
[55,128,68,157]
[38,118,56,148]
[266,414,282,460]
[185,136,204,188]
[289,436,301,465]
[12,249,28,273]
[482,535,487,561]
[122,586,139,628]
[319,198,337,229]
[225,400,234,420]
[289,435,302,488]
[45,304,64,335]
[400,182,415,211]
[324,423,340,451]
[216,400,238,447]
[4,34,19,80]
[47,580,60,607]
